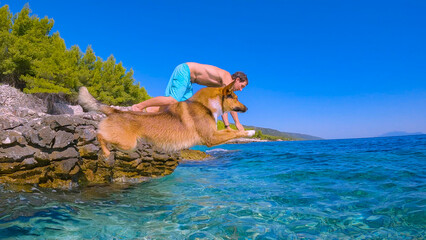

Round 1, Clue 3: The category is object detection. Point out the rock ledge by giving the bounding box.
[0,85,180,189]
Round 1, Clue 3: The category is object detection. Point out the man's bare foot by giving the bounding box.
[131,104,145,112]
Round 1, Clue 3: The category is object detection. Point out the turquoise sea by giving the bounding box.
[1,135,425,239]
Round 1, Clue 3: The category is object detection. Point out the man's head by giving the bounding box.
[221,81,247,113]
[231,72,248,91]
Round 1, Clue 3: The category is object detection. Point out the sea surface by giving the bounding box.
[0,135,425,239]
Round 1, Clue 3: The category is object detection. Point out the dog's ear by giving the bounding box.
[223,81,235,95]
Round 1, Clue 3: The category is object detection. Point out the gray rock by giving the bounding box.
[52,131,75,149]
[0,85,47,113]
[36,126,55,148]
[75,127,97,145]
[0,145,37,162]
[77,144,99,158]
[48,148,80,160]
[0,130,26,145]
[21,158,37,166]
[50,102,84,115]
[53,158,79,174]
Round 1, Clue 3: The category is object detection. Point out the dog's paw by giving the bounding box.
[246,130,256,137]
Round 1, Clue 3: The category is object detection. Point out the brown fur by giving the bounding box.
[78,82,255,157]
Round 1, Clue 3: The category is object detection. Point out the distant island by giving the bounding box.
[244,125,323,140]
[215,121,322,141]
[379,131,425,137]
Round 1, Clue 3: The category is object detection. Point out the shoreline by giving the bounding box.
[226,137,281,144]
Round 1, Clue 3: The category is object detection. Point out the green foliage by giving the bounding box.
[216,120,296,141]
[251,128,294,140]
[217,120,237,130]
[253,130,293,140]
[0,4,150,105]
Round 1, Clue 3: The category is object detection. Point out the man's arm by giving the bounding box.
[221,111,244,131]
[222,112,231,129]
[230,111,244,131]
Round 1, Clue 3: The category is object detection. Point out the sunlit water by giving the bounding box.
[1,135,425,239]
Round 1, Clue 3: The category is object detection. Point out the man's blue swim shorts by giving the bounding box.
[165,63,193,102]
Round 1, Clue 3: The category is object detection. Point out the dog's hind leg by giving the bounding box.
[97,133,111,157]
[114,137,138,152]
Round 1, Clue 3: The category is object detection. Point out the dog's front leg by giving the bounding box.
[204,129,256,147]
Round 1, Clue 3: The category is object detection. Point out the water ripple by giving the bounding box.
[1,135,425,239]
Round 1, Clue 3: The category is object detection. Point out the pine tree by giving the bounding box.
[0,5,14,85]
[0,4,150,105]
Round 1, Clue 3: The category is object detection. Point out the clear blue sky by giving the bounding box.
[4,0,426,139]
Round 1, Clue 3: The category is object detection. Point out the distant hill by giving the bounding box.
[244,125,323,140]
[379,131,424,137]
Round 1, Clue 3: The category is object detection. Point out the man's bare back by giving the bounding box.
[187,62,233,87]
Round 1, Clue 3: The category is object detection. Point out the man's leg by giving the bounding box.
[145,106,161,112]
[132,63,190,112]
[131,96,177,112]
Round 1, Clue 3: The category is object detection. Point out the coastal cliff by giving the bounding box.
[0,85,180,189]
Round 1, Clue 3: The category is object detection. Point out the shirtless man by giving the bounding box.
[131,62,248,131]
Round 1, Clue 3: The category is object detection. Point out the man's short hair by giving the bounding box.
[232,72,248,85]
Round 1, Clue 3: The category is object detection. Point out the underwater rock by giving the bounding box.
[180,149,211,161]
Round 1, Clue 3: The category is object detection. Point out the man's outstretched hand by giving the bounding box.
[236,122,244,131]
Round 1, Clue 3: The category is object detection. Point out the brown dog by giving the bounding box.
[78,82,255,157]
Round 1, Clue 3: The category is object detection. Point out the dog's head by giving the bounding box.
[222,81,248,113]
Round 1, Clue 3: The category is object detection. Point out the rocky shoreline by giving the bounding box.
[226,137,274,144]
[0,85,180,189]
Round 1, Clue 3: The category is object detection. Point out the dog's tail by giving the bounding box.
[78,87,118,115]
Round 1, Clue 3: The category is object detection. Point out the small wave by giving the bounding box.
[205,148,238,154]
